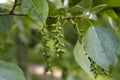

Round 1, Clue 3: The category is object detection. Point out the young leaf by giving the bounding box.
[84,26,120,72]
[73,41,95,78]
[29,0,49,23]
[0,60,25,80]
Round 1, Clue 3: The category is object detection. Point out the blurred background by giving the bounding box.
[0,0,120,80]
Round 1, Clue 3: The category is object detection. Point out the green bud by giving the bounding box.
[57,49,65,53]
[59,43,65,47]
[51,24,57,26]
[58,34,64,38]
[58,27,63,30]
[52,30,59,33]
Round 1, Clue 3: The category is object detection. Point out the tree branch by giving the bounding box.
[0,13,27,16]
[0,0,83,20]
[0,0,27,16]
[0,0,83,19]
[48,15,83,20]
[9,0,18,14]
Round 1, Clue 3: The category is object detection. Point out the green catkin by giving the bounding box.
[67,16,109,79]
[37,24,52,72]
[51,16,65,58]
[88,57,109,78]
[37,16,65,71]
[69,19,82,44]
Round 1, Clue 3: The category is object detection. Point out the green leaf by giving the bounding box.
[29,0,49,23]
[73,41,95,78]
[22,0,49,23]
[0,16,13,48]
[68,0,92,14]
[96,75,113,80]
[91,4,107,13]
[107,0,120,7]
[78,0,93,11]
[69,0,81,7]
[92,0,107,6]
[68,5,85,14]
[21,0,31,12]
[47,0,58,15]
[63,21,76,43]
[0,16,13,34]
[0,60,25,80]
[84,26,120,72]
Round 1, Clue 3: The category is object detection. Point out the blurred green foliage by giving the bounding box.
[0,0,120,80]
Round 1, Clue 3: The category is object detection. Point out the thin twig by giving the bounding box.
[0,13,27,16]
[48,15,83,20]
[9,0,18,14]
[0,0,27,16]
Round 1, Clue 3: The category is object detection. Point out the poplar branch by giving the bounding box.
[9,0,18,14]
[48,15,83,20]
[0,13,27,16]
[0,0,27,16]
